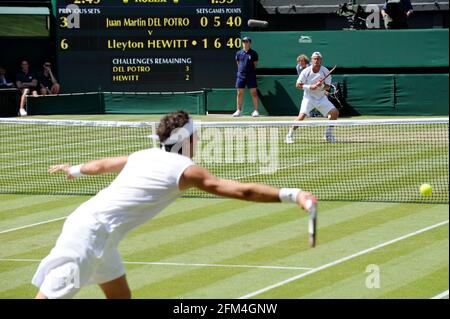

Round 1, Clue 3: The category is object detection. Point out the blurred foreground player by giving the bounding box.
[32,111,317,299]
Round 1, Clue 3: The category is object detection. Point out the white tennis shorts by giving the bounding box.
[300,96,336,117]
[31,209,125,299]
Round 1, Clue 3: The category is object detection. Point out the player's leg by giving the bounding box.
[93,245,128,299]
[233,77,246,117]
[51,83,61,95]
[248,74,259,117]
[234,88,244,117]
[249,88,259,117]
[317,98,339,143]
[99,275,131,299]
[19,88,29,116]
[286,98,312,144]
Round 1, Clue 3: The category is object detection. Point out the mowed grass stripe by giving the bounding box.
[379,266,449,299]
[0,198,245,257]
[0,195,82,211]
[0,200,446,298]
[129,204,446,298]
[125,203,436,298]
[284,204,448,269]
[122,205,301,262]
[190,206,448,298]
[132,202,368,266]
[201,204,447,276]
[0,263,38,293]
[0,220,67,259]
[0,196,85,225]
[299,236,448,299]
[113,203,372,295]
[0,282,38,299]
[124,199,255,239]
[253,223,448,299]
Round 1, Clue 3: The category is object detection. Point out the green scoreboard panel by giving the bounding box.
[55,0,253,92]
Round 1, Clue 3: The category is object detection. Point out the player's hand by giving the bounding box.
[297,191,318,212]
[316,79,326,90]
[48,164,76,180]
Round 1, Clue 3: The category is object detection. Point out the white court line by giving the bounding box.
[0,217,67,235]
[239,220,450,299]
[0,258,313,271]
[431,290,449,299]
[125,261,313,271]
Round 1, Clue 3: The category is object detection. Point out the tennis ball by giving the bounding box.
[420,184,433,196]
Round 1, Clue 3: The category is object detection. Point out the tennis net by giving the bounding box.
[0,118,448,204]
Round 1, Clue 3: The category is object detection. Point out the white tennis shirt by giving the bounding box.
[76,148,195,237]
[297,66,332,100]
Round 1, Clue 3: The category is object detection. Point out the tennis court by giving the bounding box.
[0,115,448,299]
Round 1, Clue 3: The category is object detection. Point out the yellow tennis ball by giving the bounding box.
[420,184,433,196]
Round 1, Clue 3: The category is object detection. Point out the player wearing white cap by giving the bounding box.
[32,111,317,299]
[285,52,340,144]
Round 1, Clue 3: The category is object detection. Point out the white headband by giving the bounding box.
[150,118,195,146]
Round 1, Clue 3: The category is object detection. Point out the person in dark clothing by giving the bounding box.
[382,0,414,29]
[0,66,14,88]
[38,61,60,96]
[233,37,260,118]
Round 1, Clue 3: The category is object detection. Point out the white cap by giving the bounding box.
[311,52,323,59]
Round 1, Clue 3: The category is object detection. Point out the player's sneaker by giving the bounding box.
[232,110,242,117]
[19,109,27,117]
[251,110,260,118]
[325,135,336,144]
[285,134,294,144]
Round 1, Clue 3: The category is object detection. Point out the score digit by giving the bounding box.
[227,38,241,49]
[60,17,68,28]
[226,16,242,27]
[60,39,69,50]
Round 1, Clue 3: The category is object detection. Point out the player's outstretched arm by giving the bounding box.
[180,165,316,211]
[48,156,128,180]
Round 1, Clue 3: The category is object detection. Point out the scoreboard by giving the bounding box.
[55,0,253,92]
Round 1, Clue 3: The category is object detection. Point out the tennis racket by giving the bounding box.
[322,65,337,81]
[306,199,318,248]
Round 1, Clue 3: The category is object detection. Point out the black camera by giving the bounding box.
[337,1,369,29]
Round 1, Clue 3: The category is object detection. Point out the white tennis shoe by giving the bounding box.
[232,110,242,117]
[285,134,294,144]
[19,109,27,117]
[251,110,260,118]
[325,135,336,143]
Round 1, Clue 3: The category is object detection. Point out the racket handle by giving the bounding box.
[306,199,317,248]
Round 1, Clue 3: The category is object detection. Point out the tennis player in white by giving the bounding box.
[285,52,340,144]
[32,111,317,299]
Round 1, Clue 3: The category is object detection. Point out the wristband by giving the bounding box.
[279,188,301,204]
[303,84,311,91]
[69,164,85,178]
